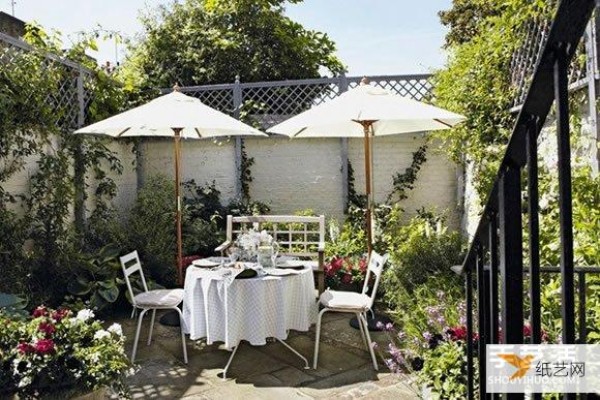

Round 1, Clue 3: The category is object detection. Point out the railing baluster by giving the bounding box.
[466,264,474,400]
[499,165,524,400]
[554,44,576,349]
[476,245,489,399]
[579,271,587,343]
[526,116,542,349]
[489,213,499,346]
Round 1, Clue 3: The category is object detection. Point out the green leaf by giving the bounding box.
[98,285,119,303]
[68,279,92,295]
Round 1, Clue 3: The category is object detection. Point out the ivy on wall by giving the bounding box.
[346,142,429,210]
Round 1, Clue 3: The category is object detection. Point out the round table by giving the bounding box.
[182,265,317,350]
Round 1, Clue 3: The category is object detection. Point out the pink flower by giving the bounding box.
[32,306,48,318]
[38,321,56,336]
[447,325,468,341]
[358,258,367,272]
[34,339,55,355]
[341,273,352,284]
[17,342,34,354]
[51,308,70,322]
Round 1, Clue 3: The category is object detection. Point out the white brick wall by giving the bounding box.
[140,135,460,228]
[245,136,345,219]
[142,138,237,203]
[3,134,461,229]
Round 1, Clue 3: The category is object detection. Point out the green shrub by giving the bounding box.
[418,340,475,400]
[382,212,465,307]
[126,175,178,286]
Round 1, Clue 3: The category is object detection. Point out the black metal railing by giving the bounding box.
[456,1,597,399]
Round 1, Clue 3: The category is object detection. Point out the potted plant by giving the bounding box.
[0,306,131,398]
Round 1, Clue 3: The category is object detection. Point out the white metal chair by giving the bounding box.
[313,251,388,370]
[119,250,188,364]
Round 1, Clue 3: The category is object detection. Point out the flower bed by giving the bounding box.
[0,306,130,398]
[324,255,368,291]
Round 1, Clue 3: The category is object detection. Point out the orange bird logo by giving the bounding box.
[498,354,535,380]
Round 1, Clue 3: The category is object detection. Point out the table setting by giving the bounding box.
[182,229,317,376]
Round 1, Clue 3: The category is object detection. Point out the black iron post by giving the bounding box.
[476,245,489,399]
[554,44,576,349]
[466,264,474,400]
[526,117,542,348]
[499,165,524,400]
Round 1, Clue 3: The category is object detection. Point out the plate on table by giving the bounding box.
[275,260,306,270]
[263,268,298,276]
[191,258,221,268]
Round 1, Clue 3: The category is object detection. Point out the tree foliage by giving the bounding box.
[122,0,346,88]
[438,0,503,48]
[433,0,555,199]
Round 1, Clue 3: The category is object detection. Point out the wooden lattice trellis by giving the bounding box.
[0,31,93,131]
[167,74,433,129]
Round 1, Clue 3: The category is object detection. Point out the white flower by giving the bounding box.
[93,329,110,341]
[107,323,123,337]
[90,351,101,363]
[259,230,272,244]
[18,376,32,388]
[76,309,95,322]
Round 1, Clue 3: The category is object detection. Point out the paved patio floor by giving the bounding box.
[109,310,417,399]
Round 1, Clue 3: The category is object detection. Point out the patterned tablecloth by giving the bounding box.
[182,265,317,349]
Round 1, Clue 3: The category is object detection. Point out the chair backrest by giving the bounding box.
[119,251,148,307]
[225,215,325,257]
[361,251,389,309]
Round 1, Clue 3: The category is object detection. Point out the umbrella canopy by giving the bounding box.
[75,89,266,284]
[267,83,465,138]
[75,91,265,138]
[268,81,465,254]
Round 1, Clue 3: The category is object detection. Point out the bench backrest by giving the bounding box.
[225,215,325,257]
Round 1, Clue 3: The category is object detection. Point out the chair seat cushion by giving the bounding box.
[134,289,184,308]
[319,290,370,311]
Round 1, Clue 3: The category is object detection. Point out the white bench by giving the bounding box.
[216,215,326,293]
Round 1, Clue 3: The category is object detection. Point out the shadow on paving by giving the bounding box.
[108,310,417,399]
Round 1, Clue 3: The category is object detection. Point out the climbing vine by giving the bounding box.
[239,140,254,201]
[387,143,428,202]
[433,0,556,202]
[0,24,127,304]
[346,142,429,210]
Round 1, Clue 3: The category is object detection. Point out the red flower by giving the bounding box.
[32,306,48,318]
[326,257,344,277]
[358,258,367,272]
[17,342,34,354]
[341,273,353,284]
[447,325,468,341]
[34,339,55,355]
[51,308,70,322]
[523,325,532,337]
[38,321,56,336]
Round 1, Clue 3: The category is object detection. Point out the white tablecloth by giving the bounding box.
[182,266,317,349]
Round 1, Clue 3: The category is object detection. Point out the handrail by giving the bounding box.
[455,1,597,398]
[458,0,595,276]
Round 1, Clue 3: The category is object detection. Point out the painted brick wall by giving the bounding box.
[245,136,346,219]
[139,135,460,228]
[141,138,238,203]
[3,134,460,231]
[348,135,460,226]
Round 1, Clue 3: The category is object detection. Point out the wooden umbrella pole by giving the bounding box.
[362,122,373,255]
[173,128,184,285]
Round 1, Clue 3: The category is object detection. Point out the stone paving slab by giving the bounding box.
[109,310,416,399]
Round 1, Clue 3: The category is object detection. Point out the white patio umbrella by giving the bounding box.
[75,87,266,284]
[268,79,465,254]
